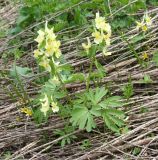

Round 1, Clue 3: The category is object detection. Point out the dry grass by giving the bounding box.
[0,1,158,159]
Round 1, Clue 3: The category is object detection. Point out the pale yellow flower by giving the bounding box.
[104,23,111,35]
[45,21,56,41]
[39,57,51,72]
[103,34,111,46]
[82,37,91,52]
[20,107,32,116]
[103,47,111,56]
[92,30,103,44]
[40,94,50,116]
[95,12,106,30]
[136,21,148,32]
[49,76,60,85]
[34,49,43,58]
[52,40,61,58]
[51,101,59,113]
[35,30,45,44]
[144,14,152,26]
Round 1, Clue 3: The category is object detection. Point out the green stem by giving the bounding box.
[86,57,94,91]
[56,72,73,106]
[121,33,142,65]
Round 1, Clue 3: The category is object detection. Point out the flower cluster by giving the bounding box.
[40,93,59,116]
[82,12,112,56]
[136,13,152,32]
[34,21,61,72]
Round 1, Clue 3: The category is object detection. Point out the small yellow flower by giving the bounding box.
[35,30,45,44]
[95,12,106,30]
[51,101,59,113]
[82,37,91,52]
[34,49,43,58]
[20,107,32,116]
[142,52,148,60]
[136,21,148,32]
[142,25,148,32]
[92,30,103,44]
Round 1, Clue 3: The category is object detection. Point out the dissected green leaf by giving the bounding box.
[99,96,122,108]
[70,105,96,132]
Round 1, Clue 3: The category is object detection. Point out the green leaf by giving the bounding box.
[70,105,96,132]
[86,87,107,105]
[99,96,122,108]
[94,87,108,104]
[153,51,158,66]
[64,73,85,83]
[94,60,106,78]
[106,109,125,118]
[102,112,119,133]
[10,65,32,79]
[102,109,125,133]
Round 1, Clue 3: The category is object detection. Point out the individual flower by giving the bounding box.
[20,107,32,116]
[136,13,152,32]
[103,34,111,46]
[142,52,148,60]
[144,14,152,26]
[45,21,56,40]
[52,40,61,58]
[49,76,60,85]
[136,21,148,32]
[39,56,51,72]
[92,30,103,44]
[34,49,43,58]
[104,23,111,35]
[95,12,106,30]
[103,47,111,56]
[82,37,91,52]
[51,101,59,113]
[40,94,50,116]
[35,30,45,45]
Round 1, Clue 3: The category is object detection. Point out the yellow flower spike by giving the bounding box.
[35,30,45,44]
[51,101,59,113]
[95,12,106,30]
[33,49,43,58]
[20,107,32,116]
[92,30,103,44]
[142,52,148,60]
[82,37,91,52]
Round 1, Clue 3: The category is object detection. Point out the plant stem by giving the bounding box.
[86,57,94,91]
[56,72,73,106]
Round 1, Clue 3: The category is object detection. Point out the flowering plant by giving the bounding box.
[33,12,125,133]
